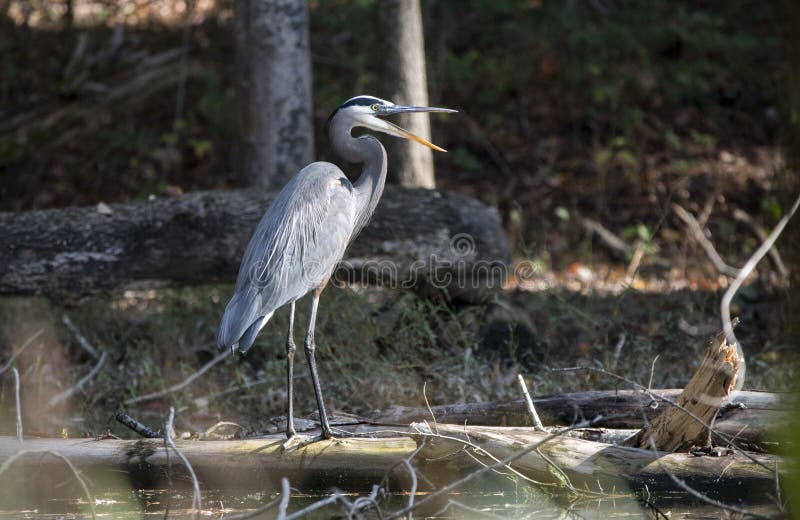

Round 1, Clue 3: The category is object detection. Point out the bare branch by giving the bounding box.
[732,208,789,279]
[582,217,633,257]
[115,411,162,438]
[0,328,44,375]
[722,191,800,349]
[517,374,545,431]
[47,350,107,408]
[165,407,202,519]
[125,349,229,405]
[62,315,99,359]
[13,368,22,443]
[276,477,291,520]
[672,204,740,277]
[387,418,602,519]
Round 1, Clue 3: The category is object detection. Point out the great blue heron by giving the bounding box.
[218,95,456,439]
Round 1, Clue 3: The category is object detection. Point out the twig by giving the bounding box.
[47,350,107,408]
[721,191,800,349]
[115,411,162,438]
[276,477,291,520]
[13,368,22,443]
[62,315,99,359]
[0,328,44,375]
[125,349,229,405]
[581,217,633,257]
[0,450,97,519]
[732,208,789,279]
[401,459,418,520]
[165,407,202,519]
[517,374,545,431]
[219,498,280,520]
[422,381,438,435]
[386,418,602,519]
[611,333,626,369]
[647,354,659,391]
[672,203,740,277]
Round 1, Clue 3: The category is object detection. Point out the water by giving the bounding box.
[0,486,782,519]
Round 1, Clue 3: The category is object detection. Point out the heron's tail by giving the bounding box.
[217,290,273,353]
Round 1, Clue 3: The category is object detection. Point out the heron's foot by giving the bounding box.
[280,433,313,452]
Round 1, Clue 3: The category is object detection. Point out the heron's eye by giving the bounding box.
[370,104,380,111]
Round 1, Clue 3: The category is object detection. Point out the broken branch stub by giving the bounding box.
[624,330,743,452]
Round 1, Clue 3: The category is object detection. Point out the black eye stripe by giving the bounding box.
[340,96,383,108]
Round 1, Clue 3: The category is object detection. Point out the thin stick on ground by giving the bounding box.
[0,450,97,520]
[0,328,44,375]
[115,411,162,438]
[125,349,229,405]
[721,191,800,350]
[13,368,22,443]
[62,315,99,359]
[386,417,602,519]
[276,477,291,520]
[165,407,202,519]
[672,203,740,277]
[517,374,545,431]
[47,350,107,408]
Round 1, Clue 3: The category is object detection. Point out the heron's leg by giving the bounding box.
[304,286,332,439]
[285,300,297,439]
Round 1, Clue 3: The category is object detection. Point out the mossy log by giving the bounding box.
[0,435,417,493]
[366,389,784,452]
[0,187,509,301]
[419,424,781,501]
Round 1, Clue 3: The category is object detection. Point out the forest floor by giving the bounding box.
[0,2,795,438]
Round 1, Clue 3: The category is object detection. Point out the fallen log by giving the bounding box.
[0,423,782,503]
[0,187,509,301]
[365,389,785,452]
[0,435,417,494]
[419,424,781,502]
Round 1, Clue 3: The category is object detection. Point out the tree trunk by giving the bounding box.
[234,0,314,188]
[381,0,436,188]
[0,187,509,301]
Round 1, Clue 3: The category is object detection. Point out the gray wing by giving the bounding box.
[218,162,356,351]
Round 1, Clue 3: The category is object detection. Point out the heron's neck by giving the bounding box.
[330,116,387,234]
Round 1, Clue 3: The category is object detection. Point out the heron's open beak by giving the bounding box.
[375,105,457,152]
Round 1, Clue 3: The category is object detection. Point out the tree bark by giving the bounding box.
[381,0,436,188]
[0,187,509,301]
[624,330,742,451]
[234,0,314,188]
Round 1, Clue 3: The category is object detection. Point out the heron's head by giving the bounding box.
[327,95,457,152]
